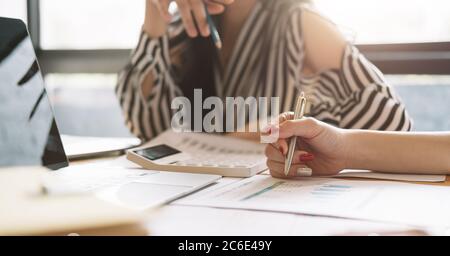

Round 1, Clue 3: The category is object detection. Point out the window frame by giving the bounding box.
[28,0,450,75]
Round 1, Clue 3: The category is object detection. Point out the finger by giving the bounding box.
[264,144,284,162]
[176,0,198,37]
[267,160,312,178]
[268,139,286,155]
[278,117,322,140]
[203,0,234,16]
[260,123,279,143]
[150,0,163,16]
[159,0,172,21]
[205,1,225,15]
[189,0,210,37]
[267,160,295,178]
[261,113,292,133]
[265,145,310,164]
[291,150,311,164]
[274,138,288,156]
[207,0,235,5]
[261,113,294,143]
[261,111,292,133]
[278,112,294,123]
[295,138,313,154]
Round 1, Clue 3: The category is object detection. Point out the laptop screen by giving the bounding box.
[0,18,68,170]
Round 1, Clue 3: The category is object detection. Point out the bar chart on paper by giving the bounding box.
[178,175,450,228]
[180,175,379,214]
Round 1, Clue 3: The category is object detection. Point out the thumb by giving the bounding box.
[278,117,322,140]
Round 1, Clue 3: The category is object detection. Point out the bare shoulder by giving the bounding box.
[300,7,347,72]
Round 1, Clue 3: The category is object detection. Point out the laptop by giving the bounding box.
[0,17,221,210]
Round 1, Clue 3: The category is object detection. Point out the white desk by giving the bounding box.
[71,156,449,236]
[148,205,419,236]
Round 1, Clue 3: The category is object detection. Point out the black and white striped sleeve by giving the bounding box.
[288,5,412,132]
[335,45,413,131]
[115,20,187,141]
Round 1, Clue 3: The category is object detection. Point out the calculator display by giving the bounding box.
[134,144,181,161]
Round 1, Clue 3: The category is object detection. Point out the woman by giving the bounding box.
[116,0,412,141]
[264,113,450,177]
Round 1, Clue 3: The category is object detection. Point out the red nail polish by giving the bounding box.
[300,153,314,162]
[270,125,279,134]
[261,125,270,133]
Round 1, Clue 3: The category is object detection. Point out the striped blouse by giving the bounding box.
[116,1,412,141]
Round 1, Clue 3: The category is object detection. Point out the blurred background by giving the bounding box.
[1,0,449,136]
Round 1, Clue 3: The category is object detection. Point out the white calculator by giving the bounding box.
[126,131,268,177]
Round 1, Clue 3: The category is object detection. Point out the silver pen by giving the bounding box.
[284,92,307,176]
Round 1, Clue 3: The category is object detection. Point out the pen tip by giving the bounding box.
[300,91,305,98]
[284,163,290,176]
[216,41,222,49]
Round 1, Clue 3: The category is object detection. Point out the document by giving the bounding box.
[179,175,450,228]
[260,169,446,182]
[150,205,428,236]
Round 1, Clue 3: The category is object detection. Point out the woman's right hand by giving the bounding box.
[264,113,350,178]
[144,0,234,38]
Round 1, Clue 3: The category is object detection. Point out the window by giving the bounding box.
[40,0,145,49]
[315,0,450,44]
[0,0,27,23]
[386,75,450,131]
